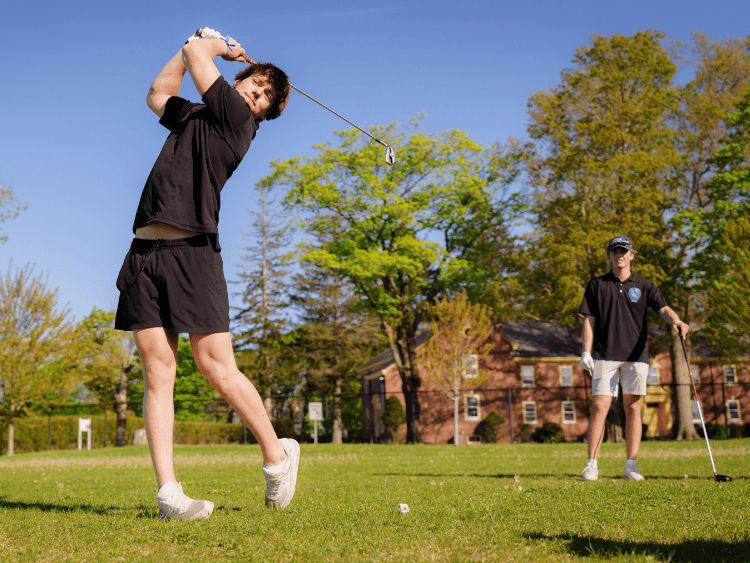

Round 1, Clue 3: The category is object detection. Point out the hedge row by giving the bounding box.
[0,415,298,454]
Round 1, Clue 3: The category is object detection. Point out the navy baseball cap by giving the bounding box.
[607,236,634,251]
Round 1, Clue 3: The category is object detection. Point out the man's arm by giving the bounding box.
[582,315,594,353]
[147,50,188,117]
[658,306,689,338]
[580,315,595,372]
[181,37,252,97]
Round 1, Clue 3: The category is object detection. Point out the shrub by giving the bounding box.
[517,423,534,443]
[473,411,505,443]
[532,422,564,444]
[727,424,745,439]
[696,423,728,440]
[383,395,405,442]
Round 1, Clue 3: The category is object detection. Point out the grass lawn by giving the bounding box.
[1,439,748,562]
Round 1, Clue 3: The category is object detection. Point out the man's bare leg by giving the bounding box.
[133,327,179,489]
[587,394,613,460]
[189,332,286,467]
[623,394,643,460]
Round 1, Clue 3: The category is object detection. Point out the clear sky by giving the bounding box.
[1,0,748,324]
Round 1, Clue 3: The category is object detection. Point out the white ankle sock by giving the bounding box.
[626,459,637,467]
[587,459,597,468]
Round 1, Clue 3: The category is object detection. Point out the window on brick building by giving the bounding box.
[560,366,573,387]
[465,395,480,421]
[562,401,576,424]
[523,401,537,424]
[521,366,535,388]
[727,400,741,424]
[724,366,737,385]
[463,355,478,379]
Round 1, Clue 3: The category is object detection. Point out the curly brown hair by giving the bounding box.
[234,62,290,121]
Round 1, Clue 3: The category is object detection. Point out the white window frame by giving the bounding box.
[559,366,573,387]
[727,400,741,424]
[522,401,537,425]
[562,401,576,424]
[465,394,480,421]
[647,365,660,385]
[724,366,737,385]
[463,354,478,379]
[521,366,535,388]
[691,400,703,424]
[690,365,700,385]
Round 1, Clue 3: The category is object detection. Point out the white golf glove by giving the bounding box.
[580,352,594,372]
[186,27,225,42]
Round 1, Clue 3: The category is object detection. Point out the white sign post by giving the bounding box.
[78,418,92,450]
[308,402,324,444]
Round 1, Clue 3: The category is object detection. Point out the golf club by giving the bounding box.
[680,337,733,482]
[289,84,395,165]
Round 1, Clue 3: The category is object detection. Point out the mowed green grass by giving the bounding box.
[1,440,749,563]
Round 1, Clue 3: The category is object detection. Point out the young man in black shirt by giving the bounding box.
[578,236,689,481]
[115,29,298,519]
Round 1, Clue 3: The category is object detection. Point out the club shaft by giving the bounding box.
[681,338,719,476]
[290,84,389,149]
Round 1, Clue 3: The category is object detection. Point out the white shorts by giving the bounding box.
[591,360,649,397]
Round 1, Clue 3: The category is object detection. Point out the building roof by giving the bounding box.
[359,321,582,378]
[501,322,581,358]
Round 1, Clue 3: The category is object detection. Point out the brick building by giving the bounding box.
[359,322,749,444]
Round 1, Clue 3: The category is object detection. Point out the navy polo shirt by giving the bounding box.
[579,272,668,363]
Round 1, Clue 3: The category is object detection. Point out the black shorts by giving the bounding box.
[114,234,230,333]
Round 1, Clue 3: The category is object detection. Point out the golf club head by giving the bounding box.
[385,146,395,165]
[715,474,733,482]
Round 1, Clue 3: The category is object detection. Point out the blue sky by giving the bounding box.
[1,0,748,324]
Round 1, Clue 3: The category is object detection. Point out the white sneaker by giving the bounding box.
[264,438,300,509]
[157,481,214,521]
[581,461,598,481]
[622,465,645,480]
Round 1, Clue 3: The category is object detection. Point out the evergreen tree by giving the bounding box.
[233,183,293,413]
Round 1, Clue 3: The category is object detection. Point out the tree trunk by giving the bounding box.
[115,371,128,447]
[672,332,699,440]
[7,411,14,456]
[332,376,343,444]
[453,395,459,447]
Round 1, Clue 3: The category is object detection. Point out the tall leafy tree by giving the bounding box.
[291,234,382,443]
[269,118,520,442]
[416,291,494,446]
[676,92,750,360]
[521,30,682,328]
[0,263,75,455]
[666,32,750,439]
[233,183,293,411]
[74,309,138,447]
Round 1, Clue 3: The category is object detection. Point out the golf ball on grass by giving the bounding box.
[396,503,410,514]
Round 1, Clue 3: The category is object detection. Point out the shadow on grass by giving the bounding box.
[526,532,750,563]
[377,472,745,482]
[0,496,155,518]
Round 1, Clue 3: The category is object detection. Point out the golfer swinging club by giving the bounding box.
[115,28,299,520]
[579,236,689,481]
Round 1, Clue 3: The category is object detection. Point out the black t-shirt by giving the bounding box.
[132,76,259,241]
[579,272,668,363]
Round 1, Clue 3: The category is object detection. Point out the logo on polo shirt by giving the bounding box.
[628,287,642,303]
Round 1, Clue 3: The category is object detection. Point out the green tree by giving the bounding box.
[271,119,520,442]
[74,309,138,447]
[663,32,750,439]
[291,221,383,443]
[233,183,293,414]
[676,92,750,360]
[521,30,682,327]
[416,291,494,446]
[0,263,75,455]
[0,175,28,243]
